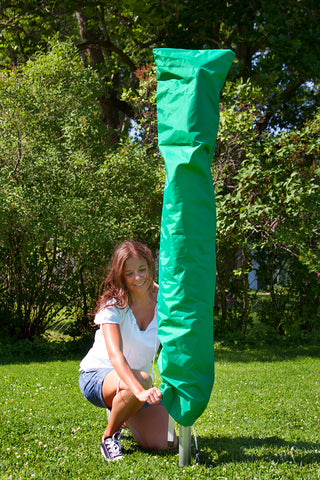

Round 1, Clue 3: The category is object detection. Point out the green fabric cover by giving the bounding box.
[154,48,235,426]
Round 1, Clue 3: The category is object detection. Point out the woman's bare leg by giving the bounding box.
[126,404,178,450]
[101,369,152,438]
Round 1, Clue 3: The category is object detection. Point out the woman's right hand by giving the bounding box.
[136,386,162,405]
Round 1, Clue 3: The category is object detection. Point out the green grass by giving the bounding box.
[0,343,319,479]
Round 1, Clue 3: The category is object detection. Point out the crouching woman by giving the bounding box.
[79,240,177,461]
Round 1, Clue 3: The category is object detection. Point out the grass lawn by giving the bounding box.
[0,343,319,479]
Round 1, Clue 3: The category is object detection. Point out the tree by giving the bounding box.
[213,80,320,336]
[1,1,319,134]
[0,1,319,339]
[133,0,320,130]
[0,39,163,339]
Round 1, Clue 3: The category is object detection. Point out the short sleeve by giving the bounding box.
[94,305,122,325]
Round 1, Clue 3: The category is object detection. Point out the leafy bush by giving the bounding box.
[213,80,320,335]
[0,40,163,340]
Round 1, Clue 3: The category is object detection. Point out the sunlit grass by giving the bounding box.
[0,344,319,479]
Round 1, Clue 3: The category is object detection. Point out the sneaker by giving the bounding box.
[100,432,123,462]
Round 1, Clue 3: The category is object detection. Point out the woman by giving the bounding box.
[79,240,177,461]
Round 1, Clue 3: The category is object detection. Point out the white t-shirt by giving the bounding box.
[79,302,160,374]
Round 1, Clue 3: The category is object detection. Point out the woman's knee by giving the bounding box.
[127,404,178,451]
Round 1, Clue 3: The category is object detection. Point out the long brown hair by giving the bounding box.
[95,240,155,312]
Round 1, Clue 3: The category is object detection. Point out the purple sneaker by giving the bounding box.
[100,432,123,462]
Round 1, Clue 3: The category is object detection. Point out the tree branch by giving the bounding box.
[77,39,137,72]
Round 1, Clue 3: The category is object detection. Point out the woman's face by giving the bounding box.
[124,256,150,295]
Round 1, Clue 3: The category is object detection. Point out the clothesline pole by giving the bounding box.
[179,425,191,466]
[168,415,192,466]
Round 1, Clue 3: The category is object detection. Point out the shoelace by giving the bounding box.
[113,431,122,444]
[105,433,122,456]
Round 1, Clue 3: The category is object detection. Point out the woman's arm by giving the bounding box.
[102,323,162,404]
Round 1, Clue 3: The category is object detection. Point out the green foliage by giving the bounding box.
[0,39,163,340]
[100,143,163,247]
[0,1,319,340]
[1,1,320,131]
[0,1,79,67]
[0,39,105,338]
[122,63,158,148]
[256,264,320,338]
[214,79,320,336]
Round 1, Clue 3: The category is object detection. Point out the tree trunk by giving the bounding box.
[79,266,90,332]
[268,251,283,333]
[241,262,250,332]
[216,255,228,323]
[75,10,120,135]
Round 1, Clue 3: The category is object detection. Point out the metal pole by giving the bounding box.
[167,415,175,447]
[179,425,191,466]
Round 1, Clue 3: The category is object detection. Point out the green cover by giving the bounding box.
[154,48,235,426]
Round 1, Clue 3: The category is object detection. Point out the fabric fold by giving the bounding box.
[154,48,235,426]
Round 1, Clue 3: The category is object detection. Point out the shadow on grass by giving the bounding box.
[197,435,320,467]
[0,336,319,365]
[122,433,320,468]
[214,343,320,364]
[0,336,94,365]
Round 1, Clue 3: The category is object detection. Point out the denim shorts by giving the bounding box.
[79,369,162,410]
[79,368,112,408]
